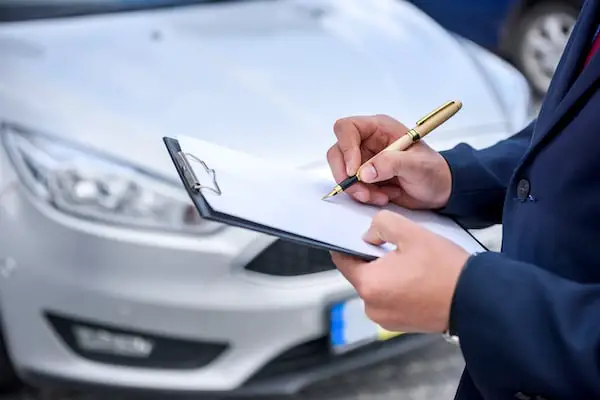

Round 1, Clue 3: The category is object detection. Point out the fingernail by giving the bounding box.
[355,191,368,202]
[360,164,377,182]
[361,229,377,243]
[373,193,388,206]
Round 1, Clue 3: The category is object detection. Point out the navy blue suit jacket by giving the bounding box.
[438,1,600,398]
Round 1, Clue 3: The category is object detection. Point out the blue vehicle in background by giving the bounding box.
[407,0,583,96]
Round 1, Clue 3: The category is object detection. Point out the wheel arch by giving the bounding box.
[499,0,584,57]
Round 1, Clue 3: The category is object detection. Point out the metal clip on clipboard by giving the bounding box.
[175,151,222,195]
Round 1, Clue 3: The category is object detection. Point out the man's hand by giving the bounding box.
[327,114,453,209]
[331,210,470,333]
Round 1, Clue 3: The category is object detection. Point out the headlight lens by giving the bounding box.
[2,124,222,234]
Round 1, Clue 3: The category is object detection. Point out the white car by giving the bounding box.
[0,0,530,395]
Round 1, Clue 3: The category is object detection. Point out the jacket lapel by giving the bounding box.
[522,0,600,162]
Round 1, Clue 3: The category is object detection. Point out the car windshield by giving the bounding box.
[0,0,262,22]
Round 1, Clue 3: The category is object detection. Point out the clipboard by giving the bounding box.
[163,136,487,260]
[164,136,382,260]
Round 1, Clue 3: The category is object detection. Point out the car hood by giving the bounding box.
[1,0,507,175]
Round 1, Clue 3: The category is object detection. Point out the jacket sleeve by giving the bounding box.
[450,251,600,398]
[436,120,535,229]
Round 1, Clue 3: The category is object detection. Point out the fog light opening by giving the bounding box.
[46,312,229,369]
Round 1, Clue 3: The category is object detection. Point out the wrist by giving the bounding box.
[442,252,477,344]
[435,153,453,208]
[424,152,453,210]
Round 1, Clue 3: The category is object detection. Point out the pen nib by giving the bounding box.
[321,188,340,200]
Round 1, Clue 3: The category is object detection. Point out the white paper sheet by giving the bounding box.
[176,135,486,258]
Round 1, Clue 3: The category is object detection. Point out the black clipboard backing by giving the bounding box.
[163,136,487,261]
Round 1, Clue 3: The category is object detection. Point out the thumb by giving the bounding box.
[362,210,416,246]
[358,151,415,183]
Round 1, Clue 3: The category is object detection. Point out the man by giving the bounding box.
[326,0,600,398]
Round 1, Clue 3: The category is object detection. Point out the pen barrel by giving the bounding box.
[414,102,461,138]
[382,134,415,152]
[339,174,360,189]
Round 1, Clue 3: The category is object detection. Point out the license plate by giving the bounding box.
[329,296,403,354]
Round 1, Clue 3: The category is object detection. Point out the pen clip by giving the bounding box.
[176,151,222,196]
[415,100,457,126]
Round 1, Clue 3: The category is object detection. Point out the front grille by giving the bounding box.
[244,240,336,276]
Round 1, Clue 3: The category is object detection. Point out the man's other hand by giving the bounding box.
[331,210,470,333]
[326,114,453,209]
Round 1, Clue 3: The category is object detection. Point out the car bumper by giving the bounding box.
[20,333,439,397]
[0,153,438,395]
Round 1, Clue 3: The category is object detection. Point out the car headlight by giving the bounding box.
[456,35,536,133]
[1,123,222,234]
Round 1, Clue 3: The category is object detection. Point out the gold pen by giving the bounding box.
[321,100,463,200]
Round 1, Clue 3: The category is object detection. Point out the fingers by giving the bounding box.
[331,251,399,316]
[378,185,405,203]
[362,210,414,246]
[328,116,393,206]
[330,252,387,307]
[353,186,390,205]
[333,116,377,176]
[327,144,390,205]
[330,251,369,285]
[378,185,425,209]
[358,150,412,184]
[326,144,351,185]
